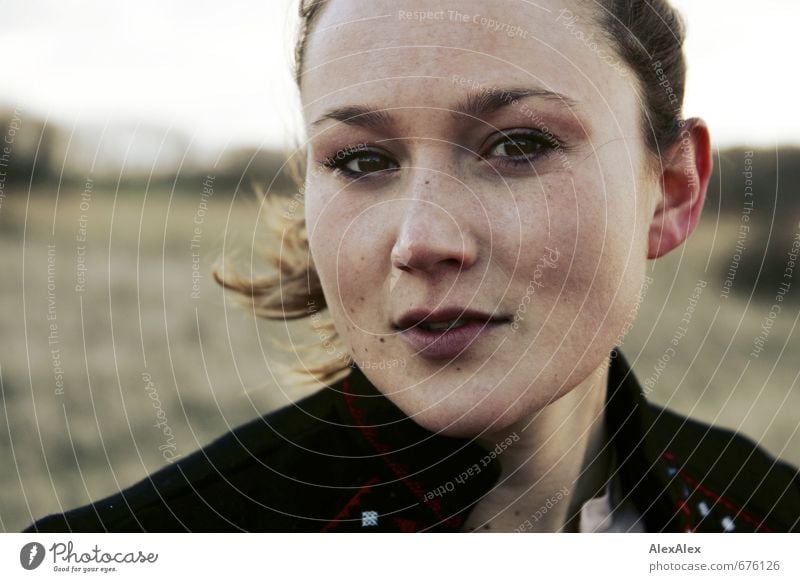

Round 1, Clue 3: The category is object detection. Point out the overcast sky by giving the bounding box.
[2,0,797,152]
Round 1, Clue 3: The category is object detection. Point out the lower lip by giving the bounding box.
[399,319,508,360]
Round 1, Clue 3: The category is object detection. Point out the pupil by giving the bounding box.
[508,138,537,156]
[356,155,386,173]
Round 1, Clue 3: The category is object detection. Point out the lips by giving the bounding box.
[394,307,509,330]
[393,307,511,360]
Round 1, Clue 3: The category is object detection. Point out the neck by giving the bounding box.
[464,358,611,533]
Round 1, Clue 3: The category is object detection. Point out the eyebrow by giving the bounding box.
[311,86,577,130]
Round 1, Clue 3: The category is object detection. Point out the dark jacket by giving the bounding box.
[24,350,800,532]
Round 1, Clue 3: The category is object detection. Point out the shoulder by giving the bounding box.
[645,401,800,532]
[24,385,359,532]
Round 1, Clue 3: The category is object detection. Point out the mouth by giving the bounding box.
[415,318,479,332]
[393,307,512,360]
[393,307,511,330]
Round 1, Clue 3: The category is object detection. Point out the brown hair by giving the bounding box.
[213,0,688,387]
[594,0,687,160]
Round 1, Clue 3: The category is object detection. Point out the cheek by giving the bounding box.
[306,193,386,327]
[307,190,347,308]
[524,169,645,342]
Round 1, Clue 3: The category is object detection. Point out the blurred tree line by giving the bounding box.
[706,148,800,301]
[0,108,296,193]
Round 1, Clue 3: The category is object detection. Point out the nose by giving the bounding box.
[390,181,478,275]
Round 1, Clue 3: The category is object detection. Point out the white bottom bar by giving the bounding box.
[2,533,796,581]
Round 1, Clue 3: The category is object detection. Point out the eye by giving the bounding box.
[322,149,399,179]
[485,130,560,167]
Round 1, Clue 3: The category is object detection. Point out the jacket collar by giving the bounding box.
[603,350,685,531]
[329,349,683,532]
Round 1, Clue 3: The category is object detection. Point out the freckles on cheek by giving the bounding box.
[313,217,382,323]
[537,178,624,303]
[338,236,373,287]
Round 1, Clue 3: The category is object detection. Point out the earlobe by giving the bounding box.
[647,118,713,260]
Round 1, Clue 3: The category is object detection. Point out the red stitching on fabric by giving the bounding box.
[342,379,463,530]
[393,517,418,532]
[661,451,774,533]
[673,500,694,532]
[320,474,382,532]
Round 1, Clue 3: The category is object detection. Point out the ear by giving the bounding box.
[647,118,713,259]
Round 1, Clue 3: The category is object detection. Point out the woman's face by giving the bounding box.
[301,0,659,436]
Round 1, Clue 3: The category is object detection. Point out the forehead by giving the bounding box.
[301,0,637,122]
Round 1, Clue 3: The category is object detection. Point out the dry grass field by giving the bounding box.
[1,185,798,532]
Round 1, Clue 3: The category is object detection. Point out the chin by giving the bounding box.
[398,391,532,439]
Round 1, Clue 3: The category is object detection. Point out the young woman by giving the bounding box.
[26,0,800,533]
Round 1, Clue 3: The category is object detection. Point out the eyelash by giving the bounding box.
[320,129,564,180]
[321,147,398,180]
[485,129,563,169]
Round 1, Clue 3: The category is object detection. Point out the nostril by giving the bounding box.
[391,246,413,271]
